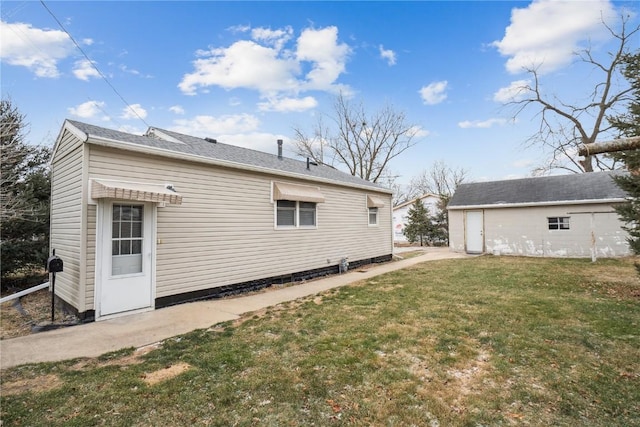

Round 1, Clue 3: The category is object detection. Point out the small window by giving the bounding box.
[277,200,296,227]
[548,217,570,230]
[369,207,378,225]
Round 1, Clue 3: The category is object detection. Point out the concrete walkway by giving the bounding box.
[1,249,469,369]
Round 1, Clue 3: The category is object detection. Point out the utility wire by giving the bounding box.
[39,0,150,128]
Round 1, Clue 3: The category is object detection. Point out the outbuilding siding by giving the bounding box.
[449,205,629,258]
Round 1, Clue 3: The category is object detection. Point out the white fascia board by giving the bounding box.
[447,198,626,210]
[85,134,393,195]
[50,120,89,166]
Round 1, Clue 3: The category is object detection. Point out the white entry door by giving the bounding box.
[465,210,484,254]
[99,202,153,317]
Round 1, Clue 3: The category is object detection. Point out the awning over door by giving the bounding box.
[367,195,386,208]
[91,179,183,205]
[273,182,325,203]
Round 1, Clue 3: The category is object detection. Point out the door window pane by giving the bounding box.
[121,222,132,238]
[132,221,142,238]
[112,204,144,275]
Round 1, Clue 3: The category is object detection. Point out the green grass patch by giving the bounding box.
[2,256,639,426]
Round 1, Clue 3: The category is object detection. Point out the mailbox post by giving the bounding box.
[46,250,64,322]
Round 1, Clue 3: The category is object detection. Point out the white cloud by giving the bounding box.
[0,20,75,77]
[513,159,535,168]
[217,132,291,154]
[179,25,351,100]
[68,100,105,118]
[73,59,100,81]
[121,103,148,120]
[419,81,448,105]
[458,118,508,129]
[169,105,185,115]
[409,126,430,138]
[179,39,300,95]
[257,96,318,112]
[228,24,251,34]
[491,0,617,74]
[296,26,351,90]
[379,45,396,66]
[251,26,293,50]
[169,111,289,155]
[493,80,531,103]
[171,113,261,135]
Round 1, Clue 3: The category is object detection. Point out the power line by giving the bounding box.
[39,0,150,128]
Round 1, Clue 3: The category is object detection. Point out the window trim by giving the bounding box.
[368,207,378,226]
[548,216,570,230]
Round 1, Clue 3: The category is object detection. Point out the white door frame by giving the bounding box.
[465,210,484,254]
[95,200,157,320]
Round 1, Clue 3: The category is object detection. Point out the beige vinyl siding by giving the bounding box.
[448,210,465,253]
[449,204,629,257]
[88,146,392,299]
[50,131,84,309]
[85,204,96,307]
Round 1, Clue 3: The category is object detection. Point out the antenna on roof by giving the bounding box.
[277,139,283,160]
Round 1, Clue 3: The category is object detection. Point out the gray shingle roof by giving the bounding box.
[66,119,388,192]
[448,171,628,208]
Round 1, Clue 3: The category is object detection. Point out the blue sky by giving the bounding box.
[2,0,638,186]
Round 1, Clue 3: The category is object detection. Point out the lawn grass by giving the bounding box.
[1,256,639,426]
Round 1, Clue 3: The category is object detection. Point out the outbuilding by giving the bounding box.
[447,171,630,258]
[392,193,441,243]
[50,120,392,321]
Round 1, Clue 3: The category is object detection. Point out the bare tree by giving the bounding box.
[293,93,420,183]
[578,136,640,156]
[507,15,639,173]
[407,160,468,200]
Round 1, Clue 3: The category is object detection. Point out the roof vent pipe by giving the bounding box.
[307,158,318,170]
[277,139,283,160]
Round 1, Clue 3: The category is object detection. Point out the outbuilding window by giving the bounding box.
[548,217,570,230]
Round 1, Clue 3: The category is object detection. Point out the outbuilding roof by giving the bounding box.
[62,119,389,193]
[448,171,628,209]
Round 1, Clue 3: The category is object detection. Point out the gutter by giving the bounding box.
[447,198,626,210]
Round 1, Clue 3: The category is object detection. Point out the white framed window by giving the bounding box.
[366,194,385,226]
[276,200,317,228]
[548,216,570,230]
[368,207,378,225]
[299,202,317,226]
[276,200,297,227]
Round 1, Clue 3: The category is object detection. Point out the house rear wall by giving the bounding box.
[86,146,392,308]
[449,204,630,257]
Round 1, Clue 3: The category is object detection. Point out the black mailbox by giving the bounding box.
[47,255,63,273]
